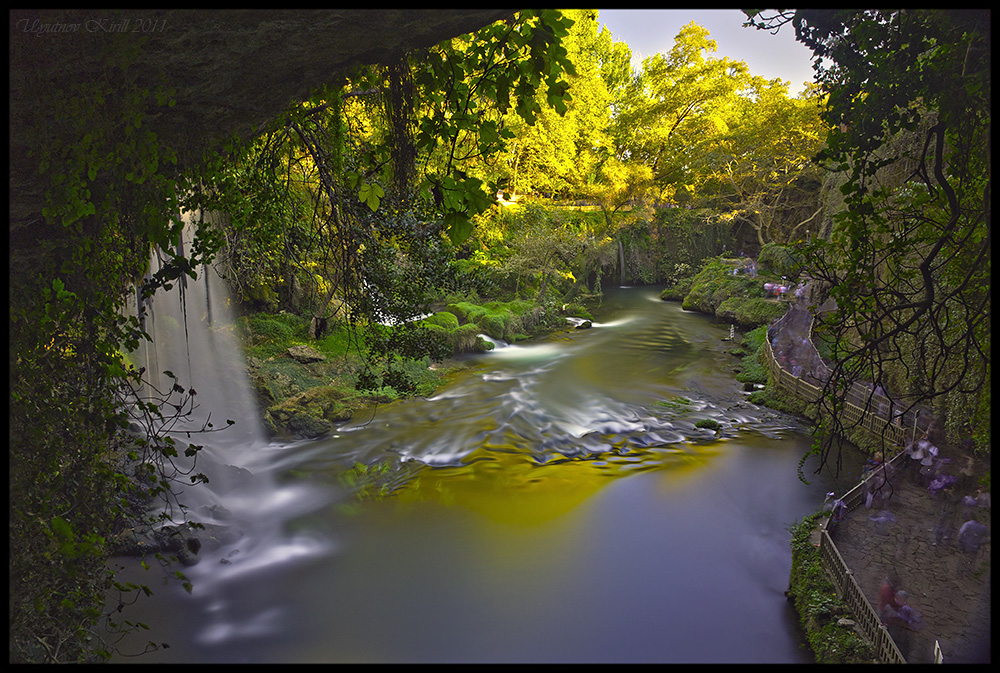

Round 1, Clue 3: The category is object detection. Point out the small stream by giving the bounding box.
[110,286,866,663]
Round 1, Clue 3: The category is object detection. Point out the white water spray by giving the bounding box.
[125,210,271,517]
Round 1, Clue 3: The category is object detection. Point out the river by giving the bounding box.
[109,286,866,663]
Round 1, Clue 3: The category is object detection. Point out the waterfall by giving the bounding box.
[126,209,267,520]
[618,236,626,287]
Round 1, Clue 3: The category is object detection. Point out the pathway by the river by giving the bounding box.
[766,285,991,664]
[829,446,991,664]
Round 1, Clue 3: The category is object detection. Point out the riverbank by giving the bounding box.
[658,256,883,664]
[681,263,992,664]
[238,298,579,439]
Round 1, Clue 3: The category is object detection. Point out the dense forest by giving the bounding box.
[9,9,989,662]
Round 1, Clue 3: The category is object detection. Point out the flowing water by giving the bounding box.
[110,285,865,663]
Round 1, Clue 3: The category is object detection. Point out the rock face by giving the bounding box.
[287,345,326,364]
[9,9,513,231]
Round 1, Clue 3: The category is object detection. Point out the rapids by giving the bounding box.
[109,286,866,663]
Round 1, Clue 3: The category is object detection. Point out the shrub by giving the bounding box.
[758,242,803,277]
[787,513,876,664]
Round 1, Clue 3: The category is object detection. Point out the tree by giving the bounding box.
[488,9,614,201]
[744,10,991,470]
[217,10,579,337]
[701,78,828,247]
[582,154,653,233]
[502,213,584,302]
[410,9,577,243]
[616,22,753,204]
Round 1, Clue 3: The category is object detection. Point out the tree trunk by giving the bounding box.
[309,275,341,339]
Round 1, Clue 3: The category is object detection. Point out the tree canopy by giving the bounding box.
[745,9,991,469]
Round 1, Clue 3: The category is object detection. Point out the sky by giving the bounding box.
[597,9,817,96]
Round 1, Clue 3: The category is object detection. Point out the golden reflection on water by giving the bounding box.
[391,441,724,527]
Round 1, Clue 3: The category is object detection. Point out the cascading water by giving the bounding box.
[131,212,262,446]
[111,285,866,664]
[123,211,328,529]
[618,236,626,287]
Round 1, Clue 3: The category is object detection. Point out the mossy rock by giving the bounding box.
[478,311,510,340]
[287,344,326,363]
[681,258,775,315]
[695,418,721,431]
[421,311,460,330]
[443,302,479,323]
[286,412,332,439]
[268,385,364,437]
[452,323,493,353]
[716,296,789,328]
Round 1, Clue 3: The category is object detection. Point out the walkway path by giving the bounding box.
[829,449,991,664]
[766,286,991,664]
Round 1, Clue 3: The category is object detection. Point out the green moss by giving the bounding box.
[562,302,593,320]
[716,296,788,328]
[747,385,808,415]
[479,311,509,339]
[443,301,477,323]
[442,299,552,343]
[681,257,775,315]
[787,512,877,664]
[732,325,770,386]
[654,395,692,410]
[244,312,310,358]
[421,311,460,330]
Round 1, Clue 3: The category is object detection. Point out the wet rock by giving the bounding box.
[287,411,332,438]
[110,521,245,560]
[200,503,233,521]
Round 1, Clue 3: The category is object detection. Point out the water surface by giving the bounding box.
[110,287,864,663]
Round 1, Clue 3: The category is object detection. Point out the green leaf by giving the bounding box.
[50,516,73,540]
[444,211,473,245]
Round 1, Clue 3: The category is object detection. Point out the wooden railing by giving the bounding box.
[760,311,922,663]
[817,526,907,663]
[763,313,930,446]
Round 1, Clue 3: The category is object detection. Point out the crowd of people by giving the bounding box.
[764,273,991,662]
